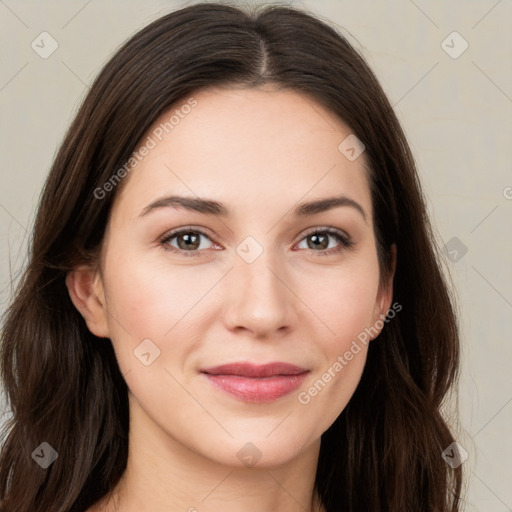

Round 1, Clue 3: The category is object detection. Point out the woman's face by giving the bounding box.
[88,86,393,467]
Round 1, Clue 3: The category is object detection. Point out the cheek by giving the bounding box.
[101,248,228,385]
[298,293,373,433]
[296,257,379,417]
[101,252,210,413]
[305,260,381,345]
[104,250,216,337]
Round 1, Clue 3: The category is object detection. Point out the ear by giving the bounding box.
[66,265,110,338]
[371,243,397,338]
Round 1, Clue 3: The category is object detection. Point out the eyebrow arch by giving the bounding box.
[139,194,367,223]
[295,196,367,223]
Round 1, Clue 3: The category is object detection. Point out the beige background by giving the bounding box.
[1,0,511,510]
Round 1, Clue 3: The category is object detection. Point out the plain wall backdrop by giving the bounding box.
[0,0,511,510]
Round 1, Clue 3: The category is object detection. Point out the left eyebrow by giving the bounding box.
[139,194,367,224]
[294,195,367,224]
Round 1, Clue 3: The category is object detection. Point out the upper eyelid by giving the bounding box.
[160,225,216,243]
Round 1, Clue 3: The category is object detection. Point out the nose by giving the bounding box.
[222,249,297,339]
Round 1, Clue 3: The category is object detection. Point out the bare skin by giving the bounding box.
[69,85,395,512]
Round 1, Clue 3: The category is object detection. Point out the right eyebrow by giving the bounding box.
[139,195,229,217]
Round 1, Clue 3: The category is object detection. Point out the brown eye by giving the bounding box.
[175,232,201,250]
[161,229,214,256]
[306,233,329,250]
[296,228,354,256]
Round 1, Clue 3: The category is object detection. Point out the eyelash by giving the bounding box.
[159,226,355,258]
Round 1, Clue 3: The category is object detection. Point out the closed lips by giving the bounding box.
[200,362,310,402]
[200,362,309,378]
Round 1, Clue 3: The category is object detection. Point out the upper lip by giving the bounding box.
[200,362,309,378]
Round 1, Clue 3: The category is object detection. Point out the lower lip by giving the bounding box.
[203,373,309,402]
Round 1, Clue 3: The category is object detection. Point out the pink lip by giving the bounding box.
[200,362,309,402]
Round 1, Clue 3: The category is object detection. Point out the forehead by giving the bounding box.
[113,86,372,221]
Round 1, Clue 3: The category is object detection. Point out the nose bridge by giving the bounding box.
[223,237,295,335]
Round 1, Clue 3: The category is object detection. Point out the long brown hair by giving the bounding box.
[0,2,463,510]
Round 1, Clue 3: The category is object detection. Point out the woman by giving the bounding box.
[0,2,464,511]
